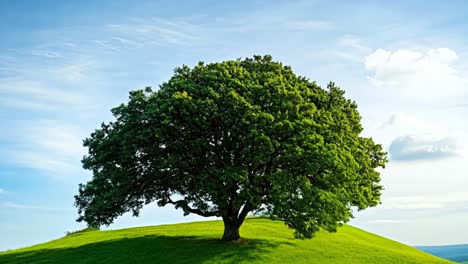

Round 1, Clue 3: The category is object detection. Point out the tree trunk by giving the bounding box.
[222,216,241,241]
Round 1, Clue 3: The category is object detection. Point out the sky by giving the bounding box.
[1,0,468,251]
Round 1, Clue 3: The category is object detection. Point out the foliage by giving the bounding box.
[74,55,387,240]
[0,219,453,264]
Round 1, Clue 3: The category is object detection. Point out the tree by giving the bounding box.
[75,55,387,241]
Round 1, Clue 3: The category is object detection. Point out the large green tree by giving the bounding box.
[75,55,387,241]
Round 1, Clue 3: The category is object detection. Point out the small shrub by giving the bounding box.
[65,226,100,237]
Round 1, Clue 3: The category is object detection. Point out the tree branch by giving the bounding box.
[166,198,221,217]
[237,202,251,226]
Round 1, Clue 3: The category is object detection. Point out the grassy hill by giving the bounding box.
[417,244,468,263]
[0,218,453,264]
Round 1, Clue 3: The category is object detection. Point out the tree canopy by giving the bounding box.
[75,55,387,241]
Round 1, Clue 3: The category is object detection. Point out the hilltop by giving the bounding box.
[0,218,452,264]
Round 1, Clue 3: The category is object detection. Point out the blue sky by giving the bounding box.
[2,0,468,251]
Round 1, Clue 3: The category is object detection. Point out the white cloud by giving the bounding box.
[339,35,369,52]
[328,35,371,63]
[0,201,70,212]
[111,36,138,47]
[31,123,85,157]
[9,151,77,176]
[389,135,460,161]
[1,120,86,178]
[380,112,416,128]
[107,16,334,50]
[52,62,93,83]
[93,40,122,52]
[286,20,334,31]
[0,80,86,108]
[367,219,406,224]
[365,48,467,101]
[0,188,5,195]
[369,112,468,156]
[31,50,62,59]
[381,192,468,210]
[108,18,199,47]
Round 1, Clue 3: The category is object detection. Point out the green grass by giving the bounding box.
[0,218,453,264]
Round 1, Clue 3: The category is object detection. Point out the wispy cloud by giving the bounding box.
[105,15,335,51]
[92,39,122,52]
[111,36,138,46]
[0,80,87,109]
[285,20,334,31]
[9,151,78,176]
[1,120,86,178]
[31,50,62,59]
[0,20,119,181]
[339,35,369,52]
[367,219,406,224]
[0,201,70,212]
[52,61,94,83]
[381,192,468,210]
[108,17,200,47]
[0,51,98,113]
[380,113,420,129]
[326,35,371,63]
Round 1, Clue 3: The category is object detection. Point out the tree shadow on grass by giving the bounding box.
[0,235,287,264]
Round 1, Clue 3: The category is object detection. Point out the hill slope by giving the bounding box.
[0,218,453,264]
[417,244,468,263]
